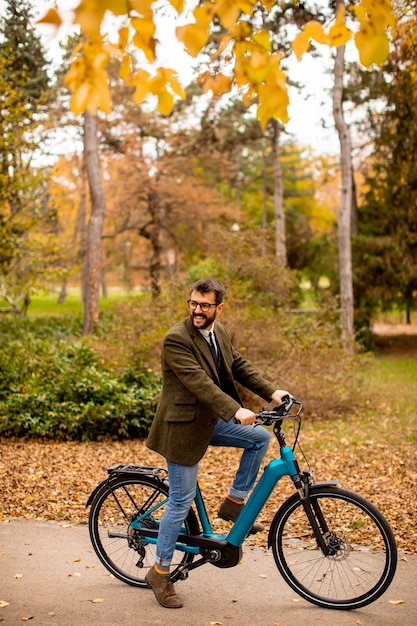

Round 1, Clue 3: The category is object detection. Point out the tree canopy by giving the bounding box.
[38,0,395,128]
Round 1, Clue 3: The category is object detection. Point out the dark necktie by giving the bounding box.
[208,331,220,371]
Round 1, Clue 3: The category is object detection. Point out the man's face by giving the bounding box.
[189,289,224,330]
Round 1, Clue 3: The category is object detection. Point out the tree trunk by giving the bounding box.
[58,160,87,305]
[82,111,106,334]
[261,140,268,256]
[333,40,355,352]
[271,120,286,266]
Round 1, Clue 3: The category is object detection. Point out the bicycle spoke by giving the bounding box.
[271,487,397,609]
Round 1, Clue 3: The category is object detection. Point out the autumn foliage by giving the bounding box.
[38,0,395,128]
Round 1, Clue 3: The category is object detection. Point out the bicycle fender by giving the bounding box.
[311,480,339,488]
[86,477,111,507]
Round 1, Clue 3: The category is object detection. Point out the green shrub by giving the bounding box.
[0,316,161,441]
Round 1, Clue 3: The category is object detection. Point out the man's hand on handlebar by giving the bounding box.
[234,407,256,425]
[271,389,292,404]
[234,390,294,424]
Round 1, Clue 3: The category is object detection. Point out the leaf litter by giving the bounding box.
[0,414,415,555]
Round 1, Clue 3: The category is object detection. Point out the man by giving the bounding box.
[145,278,291,608]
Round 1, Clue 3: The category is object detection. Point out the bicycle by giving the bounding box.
[87,396,397,610]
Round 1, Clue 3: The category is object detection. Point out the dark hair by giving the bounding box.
[190,279,225,304]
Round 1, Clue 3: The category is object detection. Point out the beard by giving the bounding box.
[190,311,215,329]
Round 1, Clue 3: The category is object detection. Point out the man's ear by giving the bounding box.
[216,303,224,316]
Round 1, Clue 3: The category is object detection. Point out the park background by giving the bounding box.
[0,0,416,569]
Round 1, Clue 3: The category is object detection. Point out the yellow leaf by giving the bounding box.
[0,600,10,608]
[158,90,174,116]
[216,3,240,30]
[36,8,62,27]
[133,32,157,62]
[129,68,151,87]
[164,71,186,99]
[304,21,329,46]
[246,50,270,83]
[256,65,289,129]
[167,0,185,14]
[71,83,91,116]
[389,599,405,605]
[119,55,131,81]
[252,28,271,51]
[360,0,395,30]
[118,26,130,51]
[133,82,151,105]
[74,2,106,38]
[354,27,390,66]
[292,31,310,61]
[176,23,210,57]
[201,74,232,98]
[194,3,217,28]
[232,21,252,41]
[130,0,154,17]
[260,0,276,8]
[91,598,105,603]
[148,73,165,95]
[105,0,129,15]
[328,5,352,47]
[131,16,155,39]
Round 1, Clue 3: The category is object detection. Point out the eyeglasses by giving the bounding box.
[187,299,219,312]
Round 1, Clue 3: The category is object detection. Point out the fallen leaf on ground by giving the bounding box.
[0,600,10,608]
[91,598,105,603]
[389,599,405,605]
[0,419,415,554]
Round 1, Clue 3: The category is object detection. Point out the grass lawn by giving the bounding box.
[26,288,134,316]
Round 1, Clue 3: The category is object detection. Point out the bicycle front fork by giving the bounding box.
[296,471,340,556]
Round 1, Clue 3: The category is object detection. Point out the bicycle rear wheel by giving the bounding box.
[88,474,199,587]
[270,486,397,609]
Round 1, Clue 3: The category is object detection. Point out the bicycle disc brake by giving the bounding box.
[323,531,352,559]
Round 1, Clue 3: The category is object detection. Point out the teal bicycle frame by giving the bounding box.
[130,439,302,554]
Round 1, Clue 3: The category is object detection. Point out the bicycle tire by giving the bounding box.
[88,474,199,587]
[269,485,397,609]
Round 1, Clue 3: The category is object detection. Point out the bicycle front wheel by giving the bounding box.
[270,486,397,609]
[88,474,199,587]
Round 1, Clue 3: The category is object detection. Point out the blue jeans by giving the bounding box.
[155,418,270,568]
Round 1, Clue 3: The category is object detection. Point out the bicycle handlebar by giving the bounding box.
[233,395,302,425]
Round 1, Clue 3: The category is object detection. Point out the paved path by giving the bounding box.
[1,520,416,625]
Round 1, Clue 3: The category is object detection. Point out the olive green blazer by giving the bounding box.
[146,317,276,466]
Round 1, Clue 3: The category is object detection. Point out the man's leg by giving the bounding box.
[210,418,270,532]
[146,460,198,608]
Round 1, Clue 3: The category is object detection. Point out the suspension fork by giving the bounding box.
[295,475,338,556]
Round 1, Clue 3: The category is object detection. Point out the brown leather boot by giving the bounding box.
[145,565,183,608]
[218,497,264,534]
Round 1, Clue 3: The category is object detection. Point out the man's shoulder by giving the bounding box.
[165,317,192,339]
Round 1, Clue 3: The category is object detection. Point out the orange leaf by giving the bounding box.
[292,31,310,61]
[176,23,210,57]
[157,90,174,116]
[36,8,62,27]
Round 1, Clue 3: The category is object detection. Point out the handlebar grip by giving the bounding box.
[233,417,241,424]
